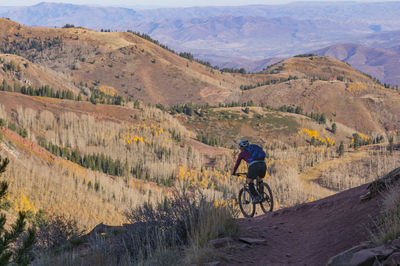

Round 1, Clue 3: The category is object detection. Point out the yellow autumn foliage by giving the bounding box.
[97,86,117,96]
[298,128,335,146]
[352,133,372,143]
[346,83,368,95]
[15,193,37,213]
[374,83,385,90]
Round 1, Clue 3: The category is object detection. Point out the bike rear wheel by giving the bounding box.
[239,187,255,218]
[259,182,274,213]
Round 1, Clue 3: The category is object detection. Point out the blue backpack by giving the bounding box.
[247,144,266,162]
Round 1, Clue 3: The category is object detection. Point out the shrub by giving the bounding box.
[370,183,400,246]
[337,141,344,157]
[331,123,337,134]
[83,189,239,265]
[34,213,84,250]
[62,24,75,28]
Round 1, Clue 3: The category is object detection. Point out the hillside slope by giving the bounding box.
[243,56,400,134]
[3,2,400,66]
[0,18,255,105]
[0,53,79,93]
[0,92,214,226]
[315,43,400,86]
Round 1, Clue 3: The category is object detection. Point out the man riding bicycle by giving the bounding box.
[232,140,267,203]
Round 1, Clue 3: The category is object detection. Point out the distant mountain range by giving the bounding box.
[6,2,398,28]
[1,2,400,84]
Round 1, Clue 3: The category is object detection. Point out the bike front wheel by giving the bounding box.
[259,182,274,214]
[238,187,255,218]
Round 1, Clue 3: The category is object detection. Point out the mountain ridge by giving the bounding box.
[2,2,400,68]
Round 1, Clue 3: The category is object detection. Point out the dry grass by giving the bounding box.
[32,188,238,266]
[1,151,166,229]
[370,183,400,246]
[317,147,400,191]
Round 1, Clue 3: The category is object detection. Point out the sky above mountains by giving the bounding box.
[0,0,384,8]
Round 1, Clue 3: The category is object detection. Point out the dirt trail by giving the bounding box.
[220,183,382,265]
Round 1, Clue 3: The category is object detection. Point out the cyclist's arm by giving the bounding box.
[232,156,241,175]
[232,151,246,175]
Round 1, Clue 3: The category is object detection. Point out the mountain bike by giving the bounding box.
[235,173,274,218]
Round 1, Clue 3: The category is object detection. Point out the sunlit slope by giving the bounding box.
[242,56,400,134]
[0,18,259,105]
[0,92,239,228]
[172,106,354,149]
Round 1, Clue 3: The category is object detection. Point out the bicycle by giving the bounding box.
[235,173,274,218]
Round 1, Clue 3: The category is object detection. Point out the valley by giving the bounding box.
[0,16,399,265]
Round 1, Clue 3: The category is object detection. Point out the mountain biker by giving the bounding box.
[232,140,267,203]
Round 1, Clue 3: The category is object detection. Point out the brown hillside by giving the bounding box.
[261,56,373,83]
[0,54,79,93]
[243,56,400,134]
[1,19,399,135]
[315,43,400,86]
[0,18,260,105]
[173,106,352,149]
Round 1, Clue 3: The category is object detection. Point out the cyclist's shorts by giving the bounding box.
[247,161,266,179]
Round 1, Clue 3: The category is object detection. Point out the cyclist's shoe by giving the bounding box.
[252,195,262,203]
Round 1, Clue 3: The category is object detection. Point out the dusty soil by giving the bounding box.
[1,126,55,162]
[220,183,382,265]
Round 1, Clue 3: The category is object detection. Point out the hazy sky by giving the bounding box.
[0,0,384,8]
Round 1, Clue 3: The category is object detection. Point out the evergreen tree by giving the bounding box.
[295,106,303,114]
[331,123,337,134]
[310,136,316,146]
[353,133,361,150]
[319,113,326,124]
[0,156,35,265]
[337,141,344,157]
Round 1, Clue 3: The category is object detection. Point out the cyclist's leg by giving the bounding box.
[246,177,257,197]
[256,162,267,194]
[247,166,258,197]
[257,177,264,194]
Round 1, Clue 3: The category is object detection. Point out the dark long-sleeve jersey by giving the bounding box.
[232,149,252,174]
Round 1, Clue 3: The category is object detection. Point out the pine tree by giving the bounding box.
[353,133,361,150]
[337,141,344,157]
[0,156,35,265]
[331,123,337,134]
[319,113,326,124]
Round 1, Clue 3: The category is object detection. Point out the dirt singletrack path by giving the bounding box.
[220,183,382,265]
